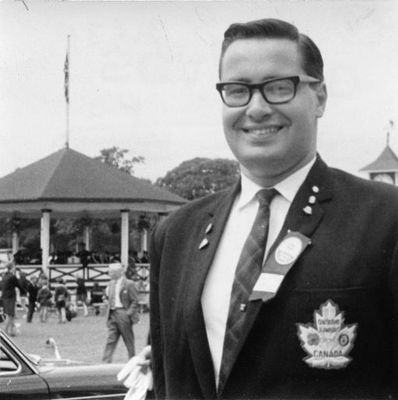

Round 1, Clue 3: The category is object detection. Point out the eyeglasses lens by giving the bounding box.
[222,84,250,107]
[222,78,295,106]
[264,80,295,103]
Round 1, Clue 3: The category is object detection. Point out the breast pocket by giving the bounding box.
[280,286,392,379]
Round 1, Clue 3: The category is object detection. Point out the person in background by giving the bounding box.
[66,300,78,322]
[77,242,91,280]
[125,254,137,281]
[102,263,139,363]
[67,252,80,264]
[76,275,89,316]
[37,279,52,323]
[15,268,29,317]
[54,277,69,324]
[26,275,40,323]
[132,250,140,264]
[91,281,105,316]
[1,262,22,336]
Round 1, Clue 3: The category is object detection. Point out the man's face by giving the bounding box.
[220,38,327,185]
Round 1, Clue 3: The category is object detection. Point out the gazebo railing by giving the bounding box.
[46,262,151,312]
[0,263,150,306]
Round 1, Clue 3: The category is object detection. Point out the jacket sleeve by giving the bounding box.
[390,240,398,397]
[12,275,22,290]
[149,223,166,399]
[126,281,139,317]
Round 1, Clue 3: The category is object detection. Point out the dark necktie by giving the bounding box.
[219,188,277,386]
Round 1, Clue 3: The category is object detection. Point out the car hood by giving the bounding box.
[38,363,127,396]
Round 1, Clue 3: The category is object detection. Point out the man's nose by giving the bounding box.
[245,90,273,119]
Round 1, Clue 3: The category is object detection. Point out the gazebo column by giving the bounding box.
[40,209,51,273]
[121,210,130,268]
[140,229,147,252]
[83,225,91,250]
[12,232,19,256]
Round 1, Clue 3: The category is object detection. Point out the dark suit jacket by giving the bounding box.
[150,157,398,399]
[1,271,21,301]
[105,277,139,324]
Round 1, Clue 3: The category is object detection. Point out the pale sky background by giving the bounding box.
[0,0,397,183]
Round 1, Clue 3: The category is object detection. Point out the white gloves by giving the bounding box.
[117,345,152,400]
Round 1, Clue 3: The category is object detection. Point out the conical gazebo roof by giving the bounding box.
[360,145,398,173]
[0,147,185,218]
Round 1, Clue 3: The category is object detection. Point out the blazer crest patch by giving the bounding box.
[297,300,357,370]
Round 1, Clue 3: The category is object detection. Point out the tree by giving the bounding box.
[94,146,144,175]
[156,158,240,200]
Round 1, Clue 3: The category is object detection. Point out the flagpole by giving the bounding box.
[387,120,394,147]
[65,35,71,149]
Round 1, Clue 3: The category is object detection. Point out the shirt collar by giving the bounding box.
[237,157,316,210]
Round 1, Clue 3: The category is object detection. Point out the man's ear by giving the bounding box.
[315,82,327,118]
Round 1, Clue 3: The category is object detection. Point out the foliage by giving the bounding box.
[94,146,144,175]
[0,218,39,251]
[156,157,240,200]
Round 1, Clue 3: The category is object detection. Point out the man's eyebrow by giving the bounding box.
[221,75,288,83]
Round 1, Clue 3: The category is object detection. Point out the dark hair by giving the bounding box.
[219,18,324,81]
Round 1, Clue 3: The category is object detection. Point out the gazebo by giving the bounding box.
[360,144,398,185]
[0,147,185,273]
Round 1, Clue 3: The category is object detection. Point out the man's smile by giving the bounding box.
[240,125,285,140]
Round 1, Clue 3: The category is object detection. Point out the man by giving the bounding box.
[77,242,90,280]
[1,262,22,336]
[149,18,398,399]
[26,275,39,323]
[102,263,140,363]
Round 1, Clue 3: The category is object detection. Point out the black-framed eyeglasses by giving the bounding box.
[215,75,321,107]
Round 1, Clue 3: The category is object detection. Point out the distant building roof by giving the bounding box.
[360,145,398,173]
[0,148,185,217]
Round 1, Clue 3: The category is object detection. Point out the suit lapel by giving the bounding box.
[218,157,334,394]
[270,156,332,251]
[183,183,240,399]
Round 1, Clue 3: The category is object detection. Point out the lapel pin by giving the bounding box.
[312,186,320,193]
[303,206,313,215]
[198,238,209,250]
[308,195,316,205]
[205,223,213,234]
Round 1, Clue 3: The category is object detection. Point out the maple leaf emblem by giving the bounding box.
[297,300,357,369]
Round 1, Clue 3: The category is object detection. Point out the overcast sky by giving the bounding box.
[1,0,397,182]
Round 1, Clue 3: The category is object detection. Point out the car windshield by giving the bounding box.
[26,353,41,366]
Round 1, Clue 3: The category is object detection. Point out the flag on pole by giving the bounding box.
[64,49,69,104]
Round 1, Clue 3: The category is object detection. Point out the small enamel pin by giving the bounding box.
[198,237,209,250]
[312,186,320,193]
[303,206,313,215]
[308,195,316,205]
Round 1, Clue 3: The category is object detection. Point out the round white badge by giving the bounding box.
[275,237,303,265]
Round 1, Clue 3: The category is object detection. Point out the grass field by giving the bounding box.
[4,307,150,365]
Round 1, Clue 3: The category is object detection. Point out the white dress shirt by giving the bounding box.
[201,158,316,386]
[107,277,124,309]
